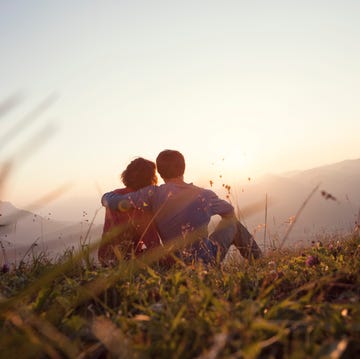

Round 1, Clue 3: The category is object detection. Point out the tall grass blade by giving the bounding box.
[279,183,320,249]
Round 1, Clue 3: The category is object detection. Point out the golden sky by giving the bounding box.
[1,1,359,220]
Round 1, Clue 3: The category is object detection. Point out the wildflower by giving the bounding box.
[285,216,296,224]
[305,255,320,267]
[320,190,337,201]
[2,263,9,273]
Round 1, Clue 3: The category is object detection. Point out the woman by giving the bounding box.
[98,157,161,266]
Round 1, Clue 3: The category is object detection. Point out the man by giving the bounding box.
[102,150,262,264]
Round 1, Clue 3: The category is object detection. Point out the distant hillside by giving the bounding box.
[233,158,360,249]
[0,201,102,265]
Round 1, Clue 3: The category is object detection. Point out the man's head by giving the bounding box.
[156,150,185,180]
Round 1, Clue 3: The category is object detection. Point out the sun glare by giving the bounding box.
[189,135,258,190]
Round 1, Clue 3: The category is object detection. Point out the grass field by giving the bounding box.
[1,232,359,359]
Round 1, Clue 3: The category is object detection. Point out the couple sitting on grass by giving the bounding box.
[99,149,262,267]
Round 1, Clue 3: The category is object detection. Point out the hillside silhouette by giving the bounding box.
[236,158,360,248]
[0,201,102,265]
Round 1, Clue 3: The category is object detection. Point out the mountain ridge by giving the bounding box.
[235,158,360,248]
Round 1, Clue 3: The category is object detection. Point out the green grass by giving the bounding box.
[1,234,360,358]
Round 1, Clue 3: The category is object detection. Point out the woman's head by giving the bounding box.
[121,158,157,190]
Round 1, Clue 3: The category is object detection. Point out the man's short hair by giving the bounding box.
[156,150,185,179]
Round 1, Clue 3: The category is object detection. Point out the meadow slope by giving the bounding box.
[0,232,359,358]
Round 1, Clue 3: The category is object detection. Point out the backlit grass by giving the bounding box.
[1,234,359,358]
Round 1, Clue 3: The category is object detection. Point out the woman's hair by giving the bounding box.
[121,157,157,190]
[156,150,185,179]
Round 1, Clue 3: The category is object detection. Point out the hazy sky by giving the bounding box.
[1,1,359,220]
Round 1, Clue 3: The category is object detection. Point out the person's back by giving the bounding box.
[151,182,210,241]
[98,158,161,266]
[148,181,237,261]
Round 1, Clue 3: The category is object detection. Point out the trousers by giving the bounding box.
[195,218,262,264]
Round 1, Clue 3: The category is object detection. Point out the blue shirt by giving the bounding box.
[102,182,234,259]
